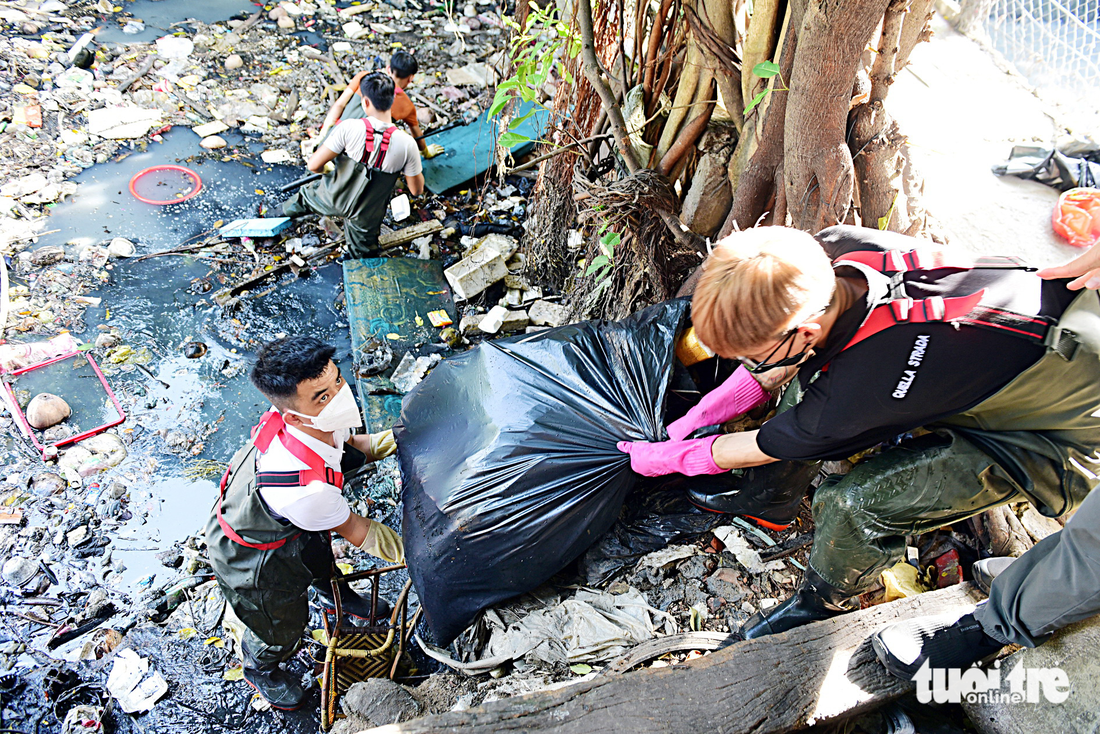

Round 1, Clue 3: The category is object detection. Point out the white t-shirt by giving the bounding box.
[256,418,352,532]
[323,115,422,178]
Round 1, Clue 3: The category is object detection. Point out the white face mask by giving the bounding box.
[286,382,363,433]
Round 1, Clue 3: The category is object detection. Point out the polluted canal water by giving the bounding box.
[30,125,357,590]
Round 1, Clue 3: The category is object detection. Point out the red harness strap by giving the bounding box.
[841,290,986,352]
[216,411,343,551]
[359,120,397,169]
[827,247,1046,364]
[251,410,344,488]
[836,248,975,274]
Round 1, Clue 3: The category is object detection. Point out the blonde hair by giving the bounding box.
[692,227,836,358]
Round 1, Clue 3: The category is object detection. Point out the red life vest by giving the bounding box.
[215,410,344,550]
[828,248,1053,364]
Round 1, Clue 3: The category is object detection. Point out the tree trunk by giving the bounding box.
[784,0,892,232]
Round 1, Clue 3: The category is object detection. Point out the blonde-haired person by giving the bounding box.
[619,224,1100,642]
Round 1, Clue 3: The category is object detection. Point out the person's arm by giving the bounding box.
[1037,243,1100,290]
[319,80,360,140]
[332,511,371,546]
[405,172,425,196]
[332,511,404,563]
[307,144,338,174]
[409,120,427,152]
[711,429,777,469]
[347,429,396,461]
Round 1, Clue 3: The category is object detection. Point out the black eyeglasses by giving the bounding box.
[737,329,810,374]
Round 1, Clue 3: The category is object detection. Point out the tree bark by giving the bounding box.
[740,0,783,105]
[362,585,985,734]
[576,0,641,172]
[783,0,892,232]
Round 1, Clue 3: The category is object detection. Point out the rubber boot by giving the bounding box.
[972,557,1015,595]
[312,581,392,622]
[740,567,854,639]
[687,460,820,530]
[242,663,305,710]
[872,608,1005,680]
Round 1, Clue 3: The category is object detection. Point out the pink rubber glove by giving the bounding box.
[666,365,769,441]
[617,435,725,477]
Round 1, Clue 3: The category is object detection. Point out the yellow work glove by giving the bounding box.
[322,161,335,175]
[366,429,396,461]
[359,519,404,564]
[423,143,445,159]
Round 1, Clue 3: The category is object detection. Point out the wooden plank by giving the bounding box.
[365,585,985,734]
[378,219,443,251]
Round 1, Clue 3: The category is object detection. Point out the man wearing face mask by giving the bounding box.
[205,336,403,710]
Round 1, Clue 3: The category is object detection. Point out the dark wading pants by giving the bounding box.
[206,443,367,668]
[809,289,1100,603]
[281,153,400,259]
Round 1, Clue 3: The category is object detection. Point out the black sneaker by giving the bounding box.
[242,664,305,711]
[972,557,1015,595]
[872,610,1005,680]
[311,581,392,622]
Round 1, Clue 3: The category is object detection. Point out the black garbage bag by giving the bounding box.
[395,299,690,645]
[992,145,1100,191]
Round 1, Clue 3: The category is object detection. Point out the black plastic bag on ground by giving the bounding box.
[992,145,1100,191]
[395,299,690,645]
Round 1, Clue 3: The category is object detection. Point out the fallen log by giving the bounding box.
[378,220,443,251]
[367,584,984,734]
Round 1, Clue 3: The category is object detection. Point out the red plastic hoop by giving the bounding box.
[129,164,203,205]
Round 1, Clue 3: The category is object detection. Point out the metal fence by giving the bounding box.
[984,0,1100,113]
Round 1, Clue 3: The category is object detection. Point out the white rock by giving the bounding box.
[1,557,37,587]
[86,105,163,139]
[261,149,294,164]
[26,393,72,430]
[224,54,244,71]
[108,238,136,258]
[277,15,295,29]
[528,300,571,327]
[200,135,227,149]
[478,305,510,334]
[192,120,229,137]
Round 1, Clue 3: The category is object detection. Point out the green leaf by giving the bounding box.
[585,254,609,275]
[743,90,768,115]
[569,664,593,675]
[599,231,620,256]
[488,93,512,118]
[509,108,536,130]
[498,131,532,149]
[878,192,900,230]
[753,60,780,78]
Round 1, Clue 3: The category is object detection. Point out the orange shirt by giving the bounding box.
[347,71,419,132]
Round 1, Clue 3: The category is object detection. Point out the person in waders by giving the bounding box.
[282,72,424,259]
[871,239,1100,680]
[205,336,404,710]
[315,51,444,160]
[618,225,1100,643]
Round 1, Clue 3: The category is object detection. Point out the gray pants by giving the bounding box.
[975,485,1100,647]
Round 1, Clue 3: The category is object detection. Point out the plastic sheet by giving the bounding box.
[396,300,690,645]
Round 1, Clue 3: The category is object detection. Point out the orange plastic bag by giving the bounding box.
[1053,187,1100,248]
